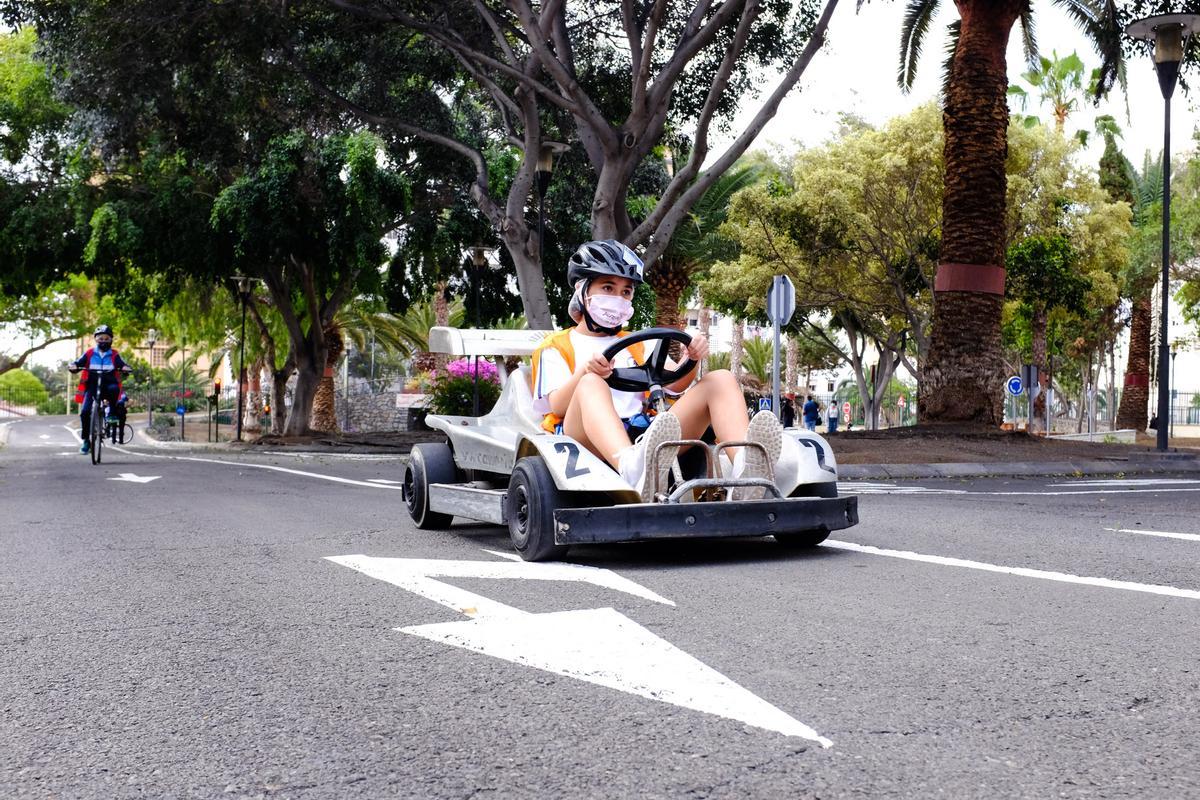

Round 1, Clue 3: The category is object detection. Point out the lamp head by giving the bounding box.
[1126,14,1200,98]
[469,245,496,269]
[147,328,157,346]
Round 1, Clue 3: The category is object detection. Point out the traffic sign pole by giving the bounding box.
[766,275,795,421]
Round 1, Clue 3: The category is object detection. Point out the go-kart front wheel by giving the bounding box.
[404,442,457,529]
[506,457,569,562]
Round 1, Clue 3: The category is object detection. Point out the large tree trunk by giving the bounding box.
[282,331,327,437]
[271,369,289,435]
[503,236,553,330]
[1117,295,1152,430]
[287,367,322,436]
[309,327,344,433]
[919,0,1021,426]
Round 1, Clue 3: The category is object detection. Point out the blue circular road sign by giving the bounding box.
[1006,375,1024,396]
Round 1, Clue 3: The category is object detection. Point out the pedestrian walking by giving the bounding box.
[826,400,839,434]
[802,395,819,431]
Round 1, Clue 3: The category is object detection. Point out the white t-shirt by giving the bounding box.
[533,329,645,419]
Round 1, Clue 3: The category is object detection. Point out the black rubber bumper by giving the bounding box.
[553,496,858,545]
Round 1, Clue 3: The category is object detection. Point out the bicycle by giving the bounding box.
[69,366,133,465]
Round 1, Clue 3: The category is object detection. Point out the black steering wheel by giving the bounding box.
[601,327,697,393]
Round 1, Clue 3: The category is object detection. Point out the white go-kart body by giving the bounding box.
[402,327,858,561]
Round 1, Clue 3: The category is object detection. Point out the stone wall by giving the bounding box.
[337,391,427,433]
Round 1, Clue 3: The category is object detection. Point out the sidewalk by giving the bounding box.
[133,422,1200,480]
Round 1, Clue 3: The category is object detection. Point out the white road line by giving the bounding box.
[1103,528,1200,543]
[111,446,405,490]
[841,484,1200,497]
[64,423,410,491]
[367,478,403,484]
[825,540,1200,602]
[1049,479,1200,487]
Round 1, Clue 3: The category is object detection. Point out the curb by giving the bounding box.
[0,422,12,449]
[839,457,1200,480]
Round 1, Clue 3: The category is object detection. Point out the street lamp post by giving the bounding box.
[468,246,497,415]
[535,142,568,270]
[146,328,157,428]
[232,276,254,442]
[1126,14,1200,451]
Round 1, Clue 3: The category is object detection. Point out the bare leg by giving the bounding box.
[563,373,632,467]
[667,369,748,454]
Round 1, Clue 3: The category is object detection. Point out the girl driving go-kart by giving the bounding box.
[531,239,784,501]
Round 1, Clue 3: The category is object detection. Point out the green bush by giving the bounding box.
[0,369,50,406]
[36,396,68,415]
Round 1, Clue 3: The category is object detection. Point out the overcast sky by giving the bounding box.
[725,1,1199,169]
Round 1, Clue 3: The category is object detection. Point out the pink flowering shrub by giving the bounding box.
[428,358,502,415]
[444,358,500,382]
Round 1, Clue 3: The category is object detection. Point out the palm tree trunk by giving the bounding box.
[433,281,450,370]
[1117,295,1151,430]
[920,0,1022,426]
[730,320,744,380]
[648,259,689,359]
[310,327,344,433]
[245,357,263,433]
[785,335,799,394]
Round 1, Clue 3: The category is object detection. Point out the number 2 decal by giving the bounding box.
[553,442,590,478]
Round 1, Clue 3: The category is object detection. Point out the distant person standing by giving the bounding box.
[827,400,839,434]
[780,395,796,428]
[802,395,819,431]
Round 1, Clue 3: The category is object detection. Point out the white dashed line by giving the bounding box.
[824,540,1200,602]
[1102,528,1200,543]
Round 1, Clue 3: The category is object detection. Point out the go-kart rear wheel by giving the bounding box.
[404,442,457,529]
[507,457,569,562]
[774,529,831,548]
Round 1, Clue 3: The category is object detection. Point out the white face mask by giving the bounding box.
[586,293,634,329]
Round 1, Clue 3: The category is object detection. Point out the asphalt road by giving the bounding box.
[3,415,1200,799]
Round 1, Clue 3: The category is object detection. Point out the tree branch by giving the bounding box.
[638,0,840,264]
[505,0,617,152]
[0,333,79,375]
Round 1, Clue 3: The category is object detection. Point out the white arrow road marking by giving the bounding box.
[1103,527,1200,543]
[108,473,161,484]
[326,553,831,746]
[825,540,1200,602]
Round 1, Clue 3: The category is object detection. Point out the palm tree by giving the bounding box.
[646,164,762,331]
[1101,136,1163,432]
[1008,50,1099,138]
[307,296,467,432]
[898,0,1121,425]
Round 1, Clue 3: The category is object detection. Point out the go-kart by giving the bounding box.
[403,326,858,561]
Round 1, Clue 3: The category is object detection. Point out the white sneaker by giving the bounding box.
[616,412,682,501]
[736,411,783,500]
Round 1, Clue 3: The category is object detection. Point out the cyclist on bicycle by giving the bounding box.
[69,324,132,453]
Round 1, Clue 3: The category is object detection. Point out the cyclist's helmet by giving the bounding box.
[94,324,114,337]
[566,240,644,287]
